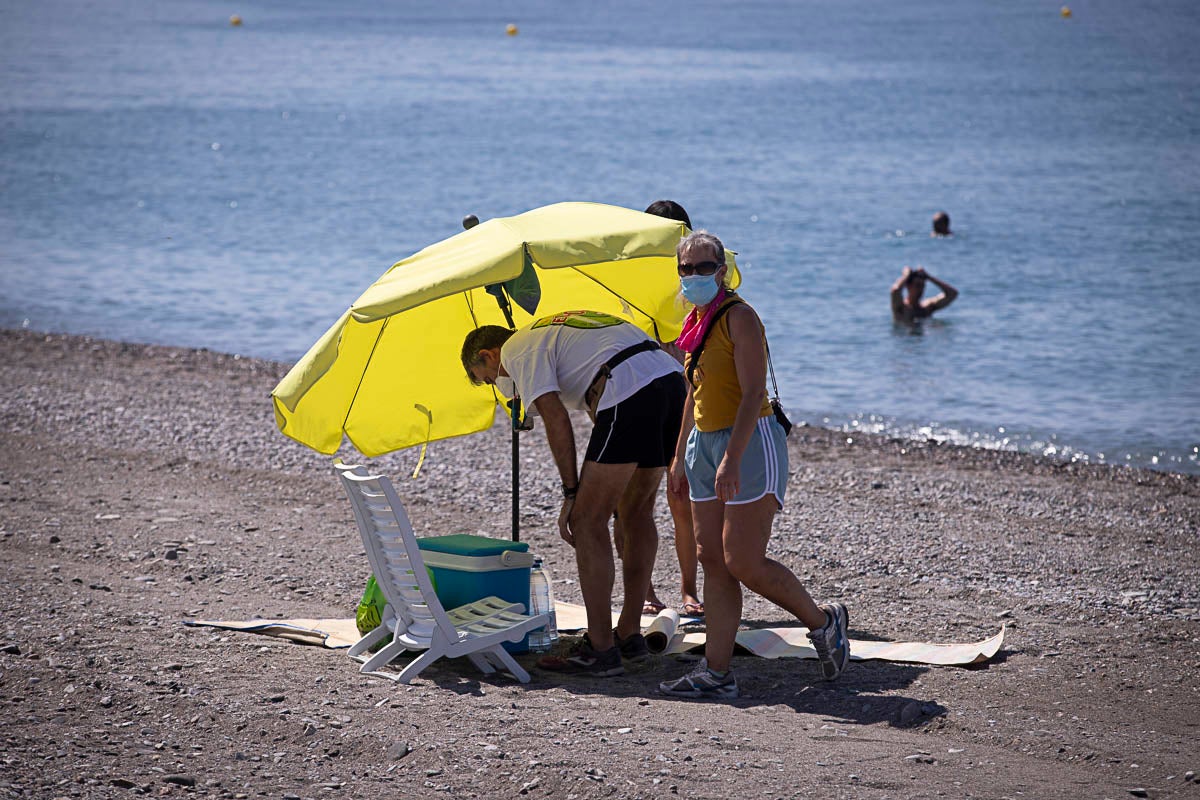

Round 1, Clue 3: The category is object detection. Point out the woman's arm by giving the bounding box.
[715,304,769,501]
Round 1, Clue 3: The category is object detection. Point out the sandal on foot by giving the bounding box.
[536,639,625,677]
[681,602,705,618]
[642,600,667,616]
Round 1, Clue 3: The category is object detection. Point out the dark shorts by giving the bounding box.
[584,372,686,468]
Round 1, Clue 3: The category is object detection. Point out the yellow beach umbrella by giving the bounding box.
[271,201,740,459]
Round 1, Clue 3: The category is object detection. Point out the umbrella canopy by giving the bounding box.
[271,202,740,457]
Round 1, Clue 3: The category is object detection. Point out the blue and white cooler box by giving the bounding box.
[416,534,537,653]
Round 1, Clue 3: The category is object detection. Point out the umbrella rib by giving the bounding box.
[464,287,482,328]
[341,316,391,436]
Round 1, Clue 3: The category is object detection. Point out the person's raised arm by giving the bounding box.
[716,305,770,502]
[891,267,911,316]
[921,271,959,313]
[532,391,579,545]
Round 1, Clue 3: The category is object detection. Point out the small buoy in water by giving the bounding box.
[230,14,243,26]
[1060,6,1072,17]
[505,23,518,36]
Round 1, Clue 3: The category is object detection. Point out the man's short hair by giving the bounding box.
[645,200,691,229]
[677,230,725,264]
[460,325,515,383]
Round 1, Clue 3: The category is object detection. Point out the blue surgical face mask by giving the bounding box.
[680,274,720,306]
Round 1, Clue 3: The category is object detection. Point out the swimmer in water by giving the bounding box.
[931,211,952,237]
[891,266,958,323]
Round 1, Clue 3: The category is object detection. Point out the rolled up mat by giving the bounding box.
[644,607,681,654]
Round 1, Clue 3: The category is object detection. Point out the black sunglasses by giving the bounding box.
[677,260,722,276]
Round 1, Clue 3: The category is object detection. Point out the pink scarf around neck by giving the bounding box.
[675,287,729,353]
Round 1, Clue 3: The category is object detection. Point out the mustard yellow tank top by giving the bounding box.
[686,298,773,432]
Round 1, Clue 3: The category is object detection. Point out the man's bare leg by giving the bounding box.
[569,460,637,652]
[613,466,664,639]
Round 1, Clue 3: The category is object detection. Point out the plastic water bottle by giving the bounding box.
[527,557,559,652]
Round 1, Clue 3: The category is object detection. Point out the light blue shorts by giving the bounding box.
[685,415,788,507]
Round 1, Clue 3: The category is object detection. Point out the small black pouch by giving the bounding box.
[765,342,792,437]
[770,397,793,437]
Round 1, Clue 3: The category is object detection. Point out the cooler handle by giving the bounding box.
[500,550,535,568]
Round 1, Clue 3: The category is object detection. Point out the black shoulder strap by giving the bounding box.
[685,298,743,386]
[604,340,659,372]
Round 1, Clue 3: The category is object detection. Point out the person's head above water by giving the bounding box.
[905,268,927,301]
[931,211,952,237]
[645,200,692,229]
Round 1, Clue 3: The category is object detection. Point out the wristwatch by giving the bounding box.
[561,483,578,499]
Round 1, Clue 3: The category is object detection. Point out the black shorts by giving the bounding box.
[584,372,687,468]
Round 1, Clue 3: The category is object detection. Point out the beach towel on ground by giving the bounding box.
[185,601,1005,668]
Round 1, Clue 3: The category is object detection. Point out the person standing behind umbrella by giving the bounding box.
[608,199,705,620]
[658,231,850,699]
[460,311,686,676]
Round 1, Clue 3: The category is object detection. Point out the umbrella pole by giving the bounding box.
[498,297,520,541]
[464,212,521,542]
[510,399,520,542]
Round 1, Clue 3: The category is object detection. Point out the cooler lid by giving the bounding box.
[416,534,530,557]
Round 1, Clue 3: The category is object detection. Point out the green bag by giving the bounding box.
[355,569,438,636]
[355,574,387,636]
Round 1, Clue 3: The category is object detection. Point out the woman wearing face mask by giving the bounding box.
[659,231,851,700]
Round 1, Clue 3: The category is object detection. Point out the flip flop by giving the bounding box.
[681,602,705,618]
[642,600,667,616]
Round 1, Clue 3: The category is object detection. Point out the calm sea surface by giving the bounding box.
[2,0,1198,473]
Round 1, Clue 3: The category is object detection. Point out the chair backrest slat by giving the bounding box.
[336,468,458,642]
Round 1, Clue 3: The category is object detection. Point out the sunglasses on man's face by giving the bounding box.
[677,260,722,276]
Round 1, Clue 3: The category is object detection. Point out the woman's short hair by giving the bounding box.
[677,230,725,264]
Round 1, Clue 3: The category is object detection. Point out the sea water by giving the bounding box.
[2,0,1197,473]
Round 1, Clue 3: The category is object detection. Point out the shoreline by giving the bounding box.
[4,326,1195,481]
[2,326,1198,797]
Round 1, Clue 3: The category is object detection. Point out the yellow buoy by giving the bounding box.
[505,23,518,36]
[230,14,243,26]
[1060,6,1072,18]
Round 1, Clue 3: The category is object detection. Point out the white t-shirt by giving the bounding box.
[500,311,682,413]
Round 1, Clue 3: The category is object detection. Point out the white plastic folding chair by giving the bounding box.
[335,464,548,684]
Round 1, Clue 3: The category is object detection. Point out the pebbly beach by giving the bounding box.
[1,326,1197,799]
